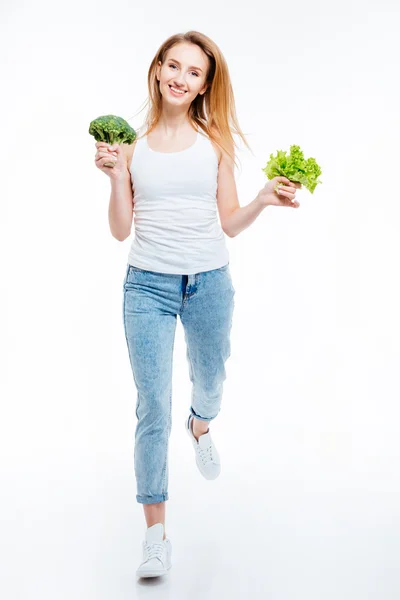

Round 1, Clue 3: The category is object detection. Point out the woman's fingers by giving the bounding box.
[95,142,119,160]
[95,142,118,153]
[276,186,300,207]
[277,186,295,198]
[281,194,299,208]
[279,184,301,191]
[95,148,118,160]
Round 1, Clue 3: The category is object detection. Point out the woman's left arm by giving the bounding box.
[217,148,301,238]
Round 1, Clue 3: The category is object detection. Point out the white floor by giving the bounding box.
[2,420,399,600]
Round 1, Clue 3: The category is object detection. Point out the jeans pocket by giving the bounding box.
[124,264,139,288]
[215,263,235,293]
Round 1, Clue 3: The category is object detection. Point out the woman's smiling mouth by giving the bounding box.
[168,85,187,96]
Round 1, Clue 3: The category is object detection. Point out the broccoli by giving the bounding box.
[262,144,322,194]
[89,115,137,167]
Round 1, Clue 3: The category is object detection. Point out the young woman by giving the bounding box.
[94,30,301,579]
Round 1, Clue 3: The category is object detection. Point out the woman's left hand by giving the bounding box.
[258,176,302,208]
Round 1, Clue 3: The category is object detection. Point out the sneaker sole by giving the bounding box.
[136,565,172,578]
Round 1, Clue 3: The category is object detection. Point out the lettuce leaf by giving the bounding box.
[262,144,322,194]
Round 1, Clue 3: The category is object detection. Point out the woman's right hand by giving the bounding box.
[94,142,127,180]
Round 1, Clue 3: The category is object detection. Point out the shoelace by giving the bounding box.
[198,443,213,464]
[190,420,214,465]
[144,541,165,562]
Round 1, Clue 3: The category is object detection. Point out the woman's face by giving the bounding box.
[156,43,209,106]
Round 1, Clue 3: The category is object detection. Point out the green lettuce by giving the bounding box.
[262,144,322,194]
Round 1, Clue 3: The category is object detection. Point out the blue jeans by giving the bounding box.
[122,262,235,505]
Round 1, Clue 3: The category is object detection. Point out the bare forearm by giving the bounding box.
[108,173,134,241]
[225,193,267,238]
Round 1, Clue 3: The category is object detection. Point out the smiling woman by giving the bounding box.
[116,30,252,580]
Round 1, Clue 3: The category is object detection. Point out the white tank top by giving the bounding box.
[127,127,230,275]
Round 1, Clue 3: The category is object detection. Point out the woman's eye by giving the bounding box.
[169,64,198,76]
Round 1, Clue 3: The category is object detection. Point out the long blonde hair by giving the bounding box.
[129,31,253,171]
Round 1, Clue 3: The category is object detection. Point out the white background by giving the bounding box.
[2,0,400,598]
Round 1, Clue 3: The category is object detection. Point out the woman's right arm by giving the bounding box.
[95,141,135,241]
[108,170,134,241]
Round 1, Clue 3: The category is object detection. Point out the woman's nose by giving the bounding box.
[174,74,186,86]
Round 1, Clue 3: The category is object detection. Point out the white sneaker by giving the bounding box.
[185,414,221,480]
[136,523,172,578]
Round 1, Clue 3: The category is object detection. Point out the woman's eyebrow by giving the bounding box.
[168,58,203,72]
